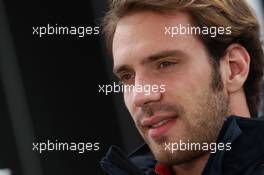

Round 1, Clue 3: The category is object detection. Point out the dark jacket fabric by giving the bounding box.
[100,116,264,175]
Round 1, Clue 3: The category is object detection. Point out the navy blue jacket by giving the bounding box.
[101,116,264,175]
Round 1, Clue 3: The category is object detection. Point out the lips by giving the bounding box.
[151,118,173,128]
[141,115,177,139]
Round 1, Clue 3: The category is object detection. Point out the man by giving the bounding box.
[100,0,264,174]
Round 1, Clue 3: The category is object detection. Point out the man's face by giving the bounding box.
[112,11,229,165]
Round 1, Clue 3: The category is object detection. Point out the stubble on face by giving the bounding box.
[134,67,229,165]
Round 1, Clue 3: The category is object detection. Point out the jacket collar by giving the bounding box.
[203,115,264,175]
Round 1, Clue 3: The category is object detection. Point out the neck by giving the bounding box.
[172,152,210,175]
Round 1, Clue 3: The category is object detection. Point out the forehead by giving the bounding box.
[112,11,201,69]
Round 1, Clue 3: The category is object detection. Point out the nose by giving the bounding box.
[132,77,162,107]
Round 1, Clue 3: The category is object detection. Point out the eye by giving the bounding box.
[158,61,176,69]
[119,73,135,84]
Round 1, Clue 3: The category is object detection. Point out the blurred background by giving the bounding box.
[0,0,263,175]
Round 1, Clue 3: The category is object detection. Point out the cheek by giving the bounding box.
[164,71,210,109]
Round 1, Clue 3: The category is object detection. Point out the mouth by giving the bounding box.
[142,115,177,139]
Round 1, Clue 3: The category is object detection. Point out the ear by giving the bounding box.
[222,44,250,93]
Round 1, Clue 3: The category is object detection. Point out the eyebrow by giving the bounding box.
[113,49,185,75]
